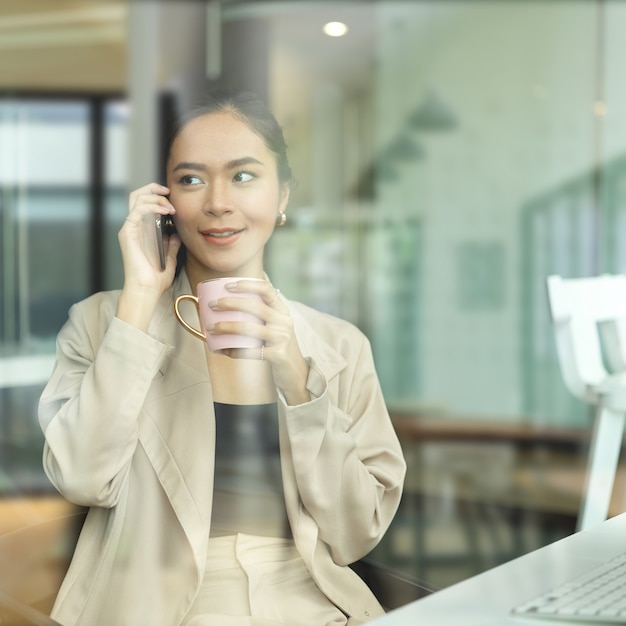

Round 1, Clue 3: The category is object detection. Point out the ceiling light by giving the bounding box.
[323,21,348,37]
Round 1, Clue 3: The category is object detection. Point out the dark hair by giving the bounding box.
[167,89,294,188]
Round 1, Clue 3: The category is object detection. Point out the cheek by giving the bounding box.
[249,190,283,223]
[168,190,183,210]
[170,201,195,236]
[252,206,279,231]
[170,193,194,220]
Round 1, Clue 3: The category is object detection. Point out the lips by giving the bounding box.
[201,227,244,245]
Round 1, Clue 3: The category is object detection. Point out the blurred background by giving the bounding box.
[1,0,626,598]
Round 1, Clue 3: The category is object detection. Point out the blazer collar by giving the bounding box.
[286,300,347,382]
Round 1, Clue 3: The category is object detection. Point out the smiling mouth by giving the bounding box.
[208,231,239,238]
[203,229,243,238]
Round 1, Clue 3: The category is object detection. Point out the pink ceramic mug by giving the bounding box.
[174,277,264,352]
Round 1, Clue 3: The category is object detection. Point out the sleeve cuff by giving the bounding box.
[304,357,327,399]
[108,316,173,375]
[278,357,328,415]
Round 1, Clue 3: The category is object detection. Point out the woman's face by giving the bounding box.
[166,112,289,280]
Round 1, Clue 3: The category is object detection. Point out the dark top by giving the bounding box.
[210,402,291,538]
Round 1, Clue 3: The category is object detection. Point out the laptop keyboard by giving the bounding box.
[512,551,626,623]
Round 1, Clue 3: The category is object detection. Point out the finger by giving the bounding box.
[121,210,173,235]
[211,319,267,341]
[128,184,166,210]
[129,182,169,202]
[209,299,281,329]
[265,287,281,306]
[122,202,176,233]
[224,281,284,310]
[224,278,269,294]
[220,346,265,361]
[128,184,172,214]
[164,234,182,268]
[129,195,175,216]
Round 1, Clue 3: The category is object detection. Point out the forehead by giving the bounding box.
[170,112,270,162]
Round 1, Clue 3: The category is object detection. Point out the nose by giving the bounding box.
[202,180,233,216]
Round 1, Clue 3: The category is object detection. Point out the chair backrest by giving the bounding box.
[546,274,626,402]
[600,316,626,373]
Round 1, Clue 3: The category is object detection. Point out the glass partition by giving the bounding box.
[0,96,126,496]
[257,0,626,588]
[103,100,129,290]
[0,99,90,494]
[3,0,626,601]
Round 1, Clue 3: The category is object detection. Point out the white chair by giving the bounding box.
[546,274,626,530]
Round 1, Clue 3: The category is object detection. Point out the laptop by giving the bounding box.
[511,549,626,623]
[0,589,61,626]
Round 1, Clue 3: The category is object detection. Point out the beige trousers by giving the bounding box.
[182,534,348,626]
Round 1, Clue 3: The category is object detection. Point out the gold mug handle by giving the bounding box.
[174,294,206,342]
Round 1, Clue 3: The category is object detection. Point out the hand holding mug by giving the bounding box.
[174,278,265,353]
[175,278,311,405]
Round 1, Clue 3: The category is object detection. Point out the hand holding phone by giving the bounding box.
[117,184,181,331]
[122,183,179,287]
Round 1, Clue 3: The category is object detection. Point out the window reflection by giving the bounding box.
[2,0,626,603]
[104,100,128,291]
[261,0,625,589]
[0,96,126,498]
[0,100,90,346]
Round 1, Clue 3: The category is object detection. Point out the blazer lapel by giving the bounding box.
[138,272,216,552]
[277,299,348,560]
[288,301,347,381]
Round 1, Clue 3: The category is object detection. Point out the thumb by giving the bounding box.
[165,235,183,269]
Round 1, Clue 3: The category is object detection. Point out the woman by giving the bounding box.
[39,90,406,626]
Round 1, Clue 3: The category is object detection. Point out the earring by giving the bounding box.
[276,212,287,227]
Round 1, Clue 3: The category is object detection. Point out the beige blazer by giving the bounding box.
[38,271,406,626]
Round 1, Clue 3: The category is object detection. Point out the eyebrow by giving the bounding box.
[172,156,264,173]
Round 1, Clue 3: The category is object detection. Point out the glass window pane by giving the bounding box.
[0,99,91,346]
[255,0,609,590]
[104,100,129,290]
[0,98,91,496]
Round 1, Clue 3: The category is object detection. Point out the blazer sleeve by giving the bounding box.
[281,332,406,566]
[38,297,172,508]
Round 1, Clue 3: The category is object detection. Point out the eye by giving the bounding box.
[180,174,202,185]
[233,171,255,183]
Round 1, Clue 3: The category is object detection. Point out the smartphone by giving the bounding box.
[155,214,176,270]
